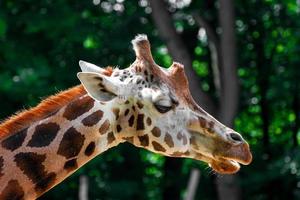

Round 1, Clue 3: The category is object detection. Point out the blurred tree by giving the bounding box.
[0,0,300,199]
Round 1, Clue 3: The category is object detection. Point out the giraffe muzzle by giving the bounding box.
[188,119,252,174]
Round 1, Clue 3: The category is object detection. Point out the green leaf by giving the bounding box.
[0,17,7,38]
[83,36,97,49]
[192,60,208,77]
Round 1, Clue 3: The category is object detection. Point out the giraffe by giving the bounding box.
[0,34,252,200]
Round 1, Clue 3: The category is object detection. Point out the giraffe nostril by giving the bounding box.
[229,133,243,143]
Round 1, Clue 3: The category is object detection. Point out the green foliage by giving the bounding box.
[0,0,299,199]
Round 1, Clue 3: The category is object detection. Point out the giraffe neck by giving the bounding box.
[0,94,121,200]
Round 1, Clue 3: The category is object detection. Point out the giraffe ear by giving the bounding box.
[79,60,106,74]
[77,72,118,102]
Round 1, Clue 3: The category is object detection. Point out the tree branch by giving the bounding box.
[148,0,216,114]
[184,169,201,200]
[192,12,222,96]
[79,175,89,200]
[192,12,220,51]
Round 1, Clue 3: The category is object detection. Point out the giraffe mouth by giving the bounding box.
[209,158,241,174]
[192,151,244,174]
[209,142,252,174]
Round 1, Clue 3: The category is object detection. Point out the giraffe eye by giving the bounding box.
[154,99,173,113]
[154,104,172,113]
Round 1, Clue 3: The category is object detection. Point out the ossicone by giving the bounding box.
[131,34,154,64]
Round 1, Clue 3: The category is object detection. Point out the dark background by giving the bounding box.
[0,0,299,199]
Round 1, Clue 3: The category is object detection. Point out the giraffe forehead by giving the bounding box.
[109,66,182,106]
[112,68,155,89]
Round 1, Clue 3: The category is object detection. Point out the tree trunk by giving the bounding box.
[215,0,241,200]
[79,175,89,200]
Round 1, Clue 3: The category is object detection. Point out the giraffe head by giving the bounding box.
[77,34,252,174]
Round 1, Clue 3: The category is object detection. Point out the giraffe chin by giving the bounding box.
[209,158,241,174]
[191,151,243,174]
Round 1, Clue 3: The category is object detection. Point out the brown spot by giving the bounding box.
[177,132,183,140]
[85,142,96,156]
[14,152,46,183]
[171,151,184,157]
[136,114,145,131]
[57,127,85,159]
[136,101,144,109]
[138,135,149,146]
[198,117,206,128]
[164,133,174,148]
[113,71,119,77]
[151,127,161,137]
[0,179,24,200]
[107,132,115,144]
[190,136,198,148]
[182,135,188,145]
[98,82,104,88]
[144,70,148,76]
[64,158,78,172]
[123,136,134,143]
[125,100,130,104]
[136,66,142,72]
[2,128,27,151]
[63,96,94,121]
[150,75,154,82]
[112,108,120,120]
[152,141,166,152]
[82,110,103,127]
[99,120,110,135]
[27,123,60,147]
[35,172,56,194]
[132,106,136,111]
[0,156,3,178]
[116,125,122,133]
[128,115,135,127]
[146,117,152,126]
[94,76,103,82]
[208,121,215,132]
[124,109,130,116]
[14,152,56,193]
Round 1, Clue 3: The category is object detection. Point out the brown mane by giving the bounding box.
[0,85,87,139]
[0,66,114,140]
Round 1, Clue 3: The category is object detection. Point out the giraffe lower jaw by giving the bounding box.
[191,150,242,174]
[209,158,241,174]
